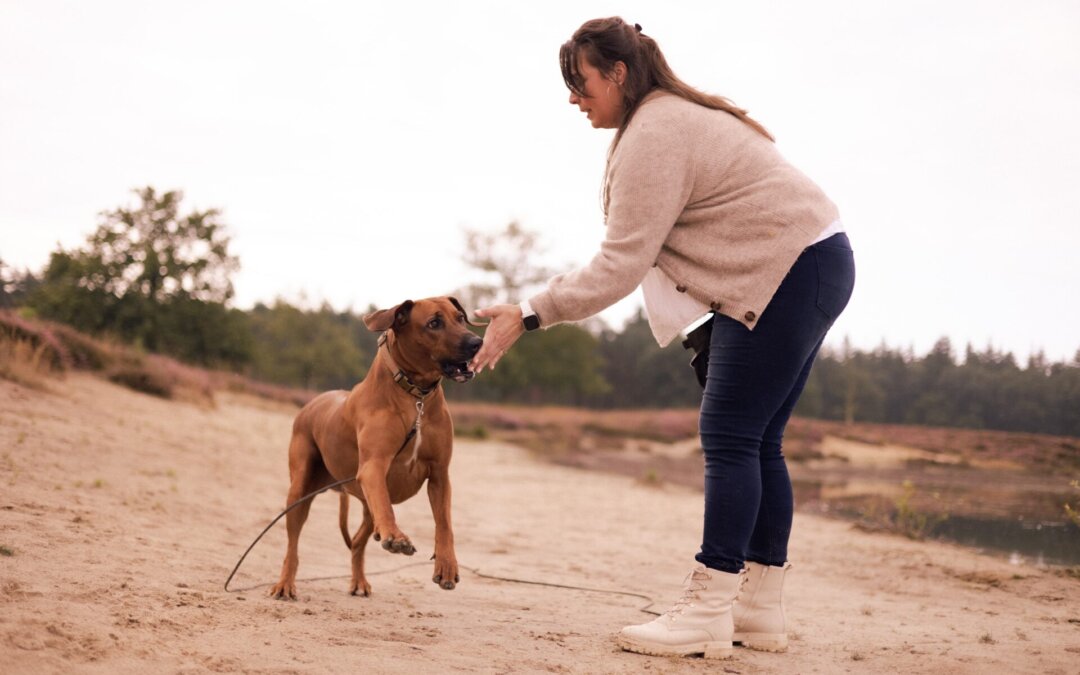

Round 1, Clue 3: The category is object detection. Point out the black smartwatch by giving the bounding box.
[522,312,541,331]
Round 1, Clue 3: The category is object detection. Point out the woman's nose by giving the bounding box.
[568,91,579,105]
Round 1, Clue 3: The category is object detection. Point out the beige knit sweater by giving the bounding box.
[528,90,840,331]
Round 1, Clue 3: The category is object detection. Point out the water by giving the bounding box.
[932,515,1080,566]
[793,477,1080,567]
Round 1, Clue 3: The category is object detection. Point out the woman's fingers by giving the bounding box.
[470,304,525,373]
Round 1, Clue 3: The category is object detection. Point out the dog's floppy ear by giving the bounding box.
[449,296,486,327]
[363,300,414,332]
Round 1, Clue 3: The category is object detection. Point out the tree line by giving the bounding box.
[3,188,1077,437]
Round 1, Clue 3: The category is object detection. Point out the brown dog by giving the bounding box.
[269,296,482,599]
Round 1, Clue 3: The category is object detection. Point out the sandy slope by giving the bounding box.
[1,374,1078,674]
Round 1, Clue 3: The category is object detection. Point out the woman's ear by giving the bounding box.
[611,60,628,86]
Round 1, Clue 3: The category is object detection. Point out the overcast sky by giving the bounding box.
[2,1,1078,361]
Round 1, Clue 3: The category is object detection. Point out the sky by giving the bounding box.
[2,1,1078,362]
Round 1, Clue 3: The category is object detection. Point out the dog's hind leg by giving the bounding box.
[269,433,321,600]
[348,502,376,596]
[338,491,352,548]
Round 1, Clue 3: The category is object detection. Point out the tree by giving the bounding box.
[28,187,248,366]
[74,186,238,304]
[453,221,610,404]
[457,221,562,309]
[246,300,374,391]
[0,259,36,309]
[592,310,699,408]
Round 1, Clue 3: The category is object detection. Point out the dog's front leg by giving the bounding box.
[349,501,375,597]
[356,447,416,556]
[426,462,459,590]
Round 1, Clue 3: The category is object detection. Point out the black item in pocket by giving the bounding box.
[682,315,714,388]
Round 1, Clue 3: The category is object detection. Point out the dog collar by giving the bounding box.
[377,333,439,399]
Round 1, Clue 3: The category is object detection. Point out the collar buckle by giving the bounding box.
[378,331,438,400]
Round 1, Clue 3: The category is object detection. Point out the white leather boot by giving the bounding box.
[618,563,744,659]
[732,561,791,652]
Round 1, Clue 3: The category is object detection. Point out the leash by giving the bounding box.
[226,560,660,616]
[224,329,659,613]
[223,475,355,593]
[223,431,660,615]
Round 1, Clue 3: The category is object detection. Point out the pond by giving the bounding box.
[792,475,1080,566]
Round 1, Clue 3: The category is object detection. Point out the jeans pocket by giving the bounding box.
[814,246,855,321]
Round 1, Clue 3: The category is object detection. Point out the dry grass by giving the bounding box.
[449,402,698,458]
[451,402,699,442]
[452,401,1080,474]
[1065,481,1080,527]
[0,310,315,407]
[795,417,1080,473]
[0,335,57,389]
[4,310,1078,476]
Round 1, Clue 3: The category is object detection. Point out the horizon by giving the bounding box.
[2,1,1078,362]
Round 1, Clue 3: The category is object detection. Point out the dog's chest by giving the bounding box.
[384,457,430,504]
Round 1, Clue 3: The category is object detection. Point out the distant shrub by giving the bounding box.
[107,363,174,399]
[1066,481,1080,528]
[455,424,489,440]
[0,335,56,389]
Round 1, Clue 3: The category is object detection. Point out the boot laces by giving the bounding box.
[663,566,712,618]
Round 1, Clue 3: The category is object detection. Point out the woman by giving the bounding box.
[471,17,855,660]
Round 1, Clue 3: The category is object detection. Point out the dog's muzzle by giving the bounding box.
[441,334,483,383]
[441,360,475,383]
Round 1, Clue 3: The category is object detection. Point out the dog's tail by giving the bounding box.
[338,490,352,549]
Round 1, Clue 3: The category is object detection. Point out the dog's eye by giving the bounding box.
[427,317,443,330]
[457,313,466,324]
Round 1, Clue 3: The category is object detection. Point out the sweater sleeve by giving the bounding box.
[528,110,695,327]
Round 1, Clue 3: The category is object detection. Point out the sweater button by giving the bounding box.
[744,311,756,322]
[675,285,687,293]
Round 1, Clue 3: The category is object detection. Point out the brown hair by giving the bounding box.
[560,17,774,144]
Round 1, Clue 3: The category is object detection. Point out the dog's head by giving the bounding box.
[363,297,484,383]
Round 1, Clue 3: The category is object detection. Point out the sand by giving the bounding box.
[1,374,1078,674]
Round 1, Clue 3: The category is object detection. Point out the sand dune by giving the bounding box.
[1,374,1078,674]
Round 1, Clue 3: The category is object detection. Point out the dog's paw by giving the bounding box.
[432,559,460,590]
[269,581,297,600]
[349,578,372,597]
[381,535,416,556]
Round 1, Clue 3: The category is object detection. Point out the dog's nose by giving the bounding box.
[463,334,482,358]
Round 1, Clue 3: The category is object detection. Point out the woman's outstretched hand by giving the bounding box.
[470,304,526,374]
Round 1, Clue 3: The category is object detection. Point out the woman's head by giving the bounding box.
[564,51,627,129]
[559,17,774,141]
[560,18,652,130]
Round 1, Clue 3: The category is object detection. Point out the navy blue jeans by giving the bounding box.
[695,233,854,573]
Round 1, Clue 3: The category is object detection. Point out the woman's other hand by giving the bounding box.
[470,304,526,373]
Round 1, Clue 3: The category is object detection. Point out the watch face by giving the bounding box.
[523,314,541,331]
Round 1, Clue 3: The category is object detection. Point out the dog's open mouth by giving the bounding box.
[440,361,475,383]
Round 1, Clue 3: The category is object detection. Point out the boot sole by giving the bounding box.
[617,635,733,659]
[733,632,788,652]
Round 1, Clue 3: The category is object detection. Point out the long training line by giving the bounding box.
[224,483,659,616]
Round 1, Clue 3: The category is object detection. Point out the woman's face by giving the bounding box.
[568,54,625,129]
